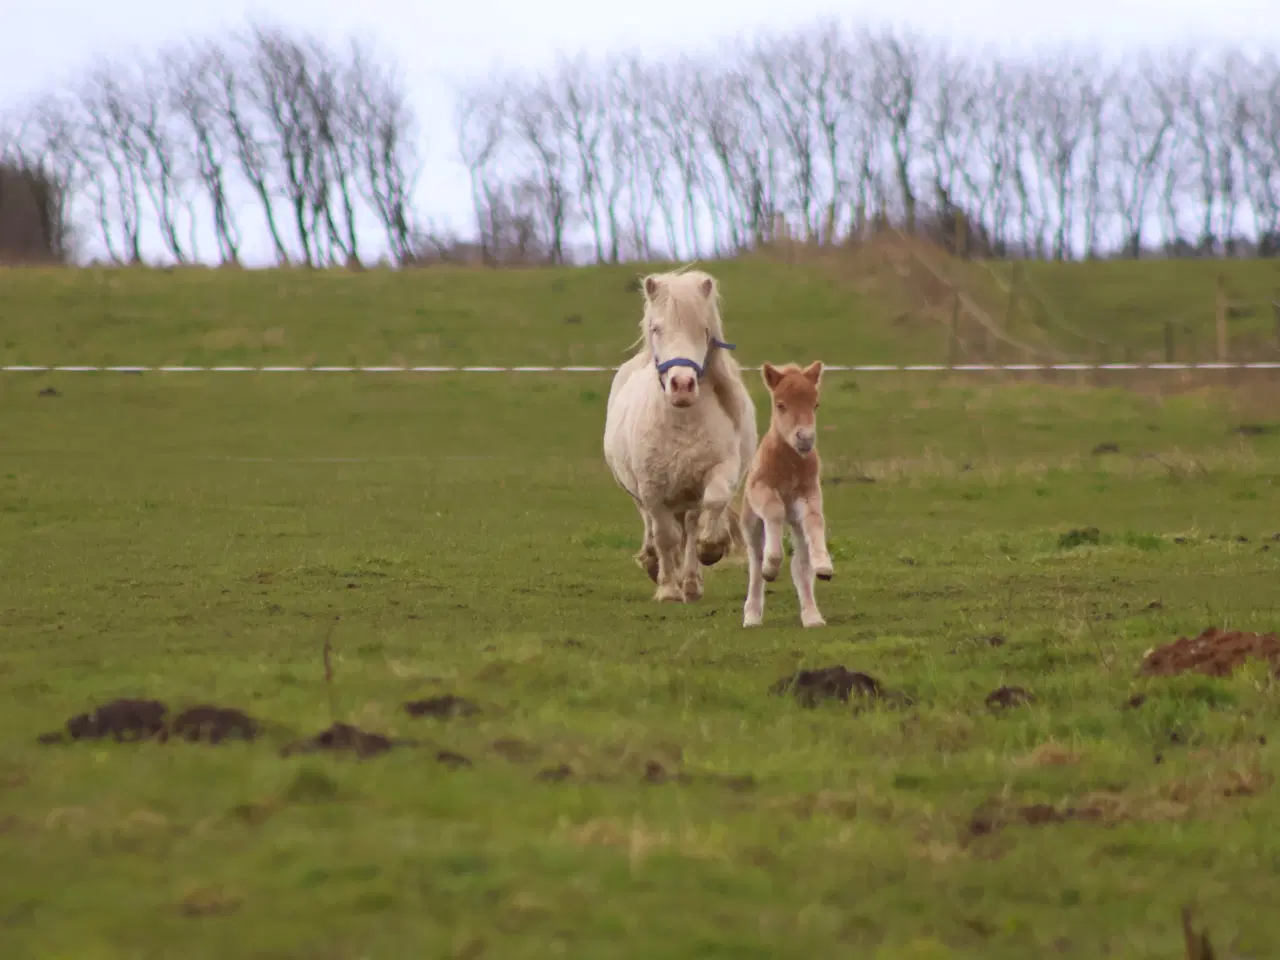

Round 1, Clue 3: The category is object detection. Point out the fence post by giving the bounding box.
[1273,292,1280,352]
[948,289,960,367]
[1216,273,1228,361]
[1164,321,1175,363]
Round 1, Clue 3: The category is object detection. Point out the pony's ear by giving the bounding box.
[698,276,714,298]
[761,363,782,390]
[643,276,662,300]
[802,361,824,386]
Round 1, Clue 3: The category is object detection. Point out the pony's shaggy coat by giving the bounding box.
[740,361,834,627]
[603,269,757,602]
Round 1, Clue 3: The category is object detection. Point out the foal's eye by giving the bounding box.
[815,402,820,409]
[775,402,785,412]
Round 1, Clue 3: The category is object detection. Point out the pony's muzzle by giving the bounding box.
[793,430,816,454]
[667,371,698,406]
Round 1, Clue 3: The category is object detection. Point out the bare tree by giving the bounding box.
[167,41,241,264]
[1108,58,1176,258]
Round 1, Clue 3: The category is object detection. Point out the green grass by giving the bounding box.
[5,356,1280,957]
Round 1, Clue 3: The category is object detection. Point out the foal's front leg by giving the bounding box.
[649,505,686,603]
[741,502,767,626]
[745,483,788,582]
[788,515,825,627]
[799,490,834,581]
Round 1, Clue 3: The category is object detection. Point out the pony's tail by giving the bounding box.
[725,500,747,556]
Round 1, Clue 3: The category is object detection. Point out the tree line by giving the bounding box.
[3,19,1280,266]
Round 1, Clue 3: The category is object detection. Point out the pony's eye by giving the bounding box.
[775,402,785,412]
[815,402,820,409]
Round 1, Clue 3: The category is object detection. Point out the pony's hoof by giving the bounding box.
[743,608,763,627]
[655,583,685,603]
[682,576,704,602]
[761,558,782,582]
[801,613,827,628]
[697,538,727,567]
[814,564,834,581]
[635,548,659,583]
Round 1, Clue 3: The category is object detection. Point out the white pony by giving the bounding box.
[603,269,758,603]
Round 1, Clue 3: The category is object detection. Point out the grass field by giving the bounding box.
[5,263,1280,958]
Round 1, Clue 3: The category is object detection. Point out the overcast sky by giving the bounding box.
[3,0,1279,262]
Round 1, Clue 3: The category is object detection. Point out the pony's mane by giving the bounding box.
[628,266,727,353]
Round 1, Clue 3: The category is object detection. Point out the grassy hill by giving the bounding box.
[3,246,1280,367]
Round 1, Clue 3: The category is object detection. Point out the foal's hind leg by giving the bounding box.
[788,514,825,628]
[633,505,659,583]
[681,510,704,602]
[741,502,767,627]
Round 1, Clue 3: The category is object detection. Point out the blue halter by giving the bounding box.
[653,338,737,384]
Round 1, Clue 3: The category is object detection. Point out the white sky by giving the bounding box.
[3,0,1279,260]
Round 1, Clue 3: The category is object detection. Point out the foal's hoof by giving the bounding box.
[682,575,704,602]
[814,564,834,582]
[801,612,827,628]
[761,558,782,582]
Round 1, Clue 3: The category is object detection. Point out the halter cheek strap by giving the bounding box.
[654,338,736,384]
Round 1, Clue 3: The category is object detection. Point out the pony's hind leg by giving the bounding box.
[742,502,767,626]
[788,514,825,628]
[649,505,686,603]
[696,458,741,567]
[633,505,659,583]
[681,510,704,601]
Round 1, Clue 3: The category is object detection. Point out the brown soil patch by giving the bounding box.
[38,699,262,746]
[1139,626,1280,677]
[404,695,481,719]
[435,749,473,770]
[770,665,910,708]
[280,723,413,759]
[39,698,169,743]
[38,386,60,398]
[491,736,542,762]
[169,706,260,744]
[985,686,1035,710]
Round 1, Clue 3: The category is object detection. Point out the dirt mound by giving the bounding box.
[280,723,414,759]
[38,698,169,744]
[169,705,260,744]
[985,686,1035,710]
[770,666,908,708]
[37,698,262,746]
[1139,627,1280,678]
[404,695,480,719]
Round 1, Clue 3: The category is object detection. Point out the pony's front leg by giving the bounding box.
[800,491,834,581]
[741,502,766,626]
[633,505,659,583]
[696,457,741,567]
[681,510,704,601]
[649,506,686,603]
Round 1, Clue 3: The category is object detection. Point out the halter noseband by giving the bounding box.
[653,337,737,385]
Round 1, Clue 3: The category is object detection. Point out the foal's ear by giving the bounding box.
[802,361,824,386]
[643,275,662,300]
[698,276,714,298]
[761,363,783,390]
